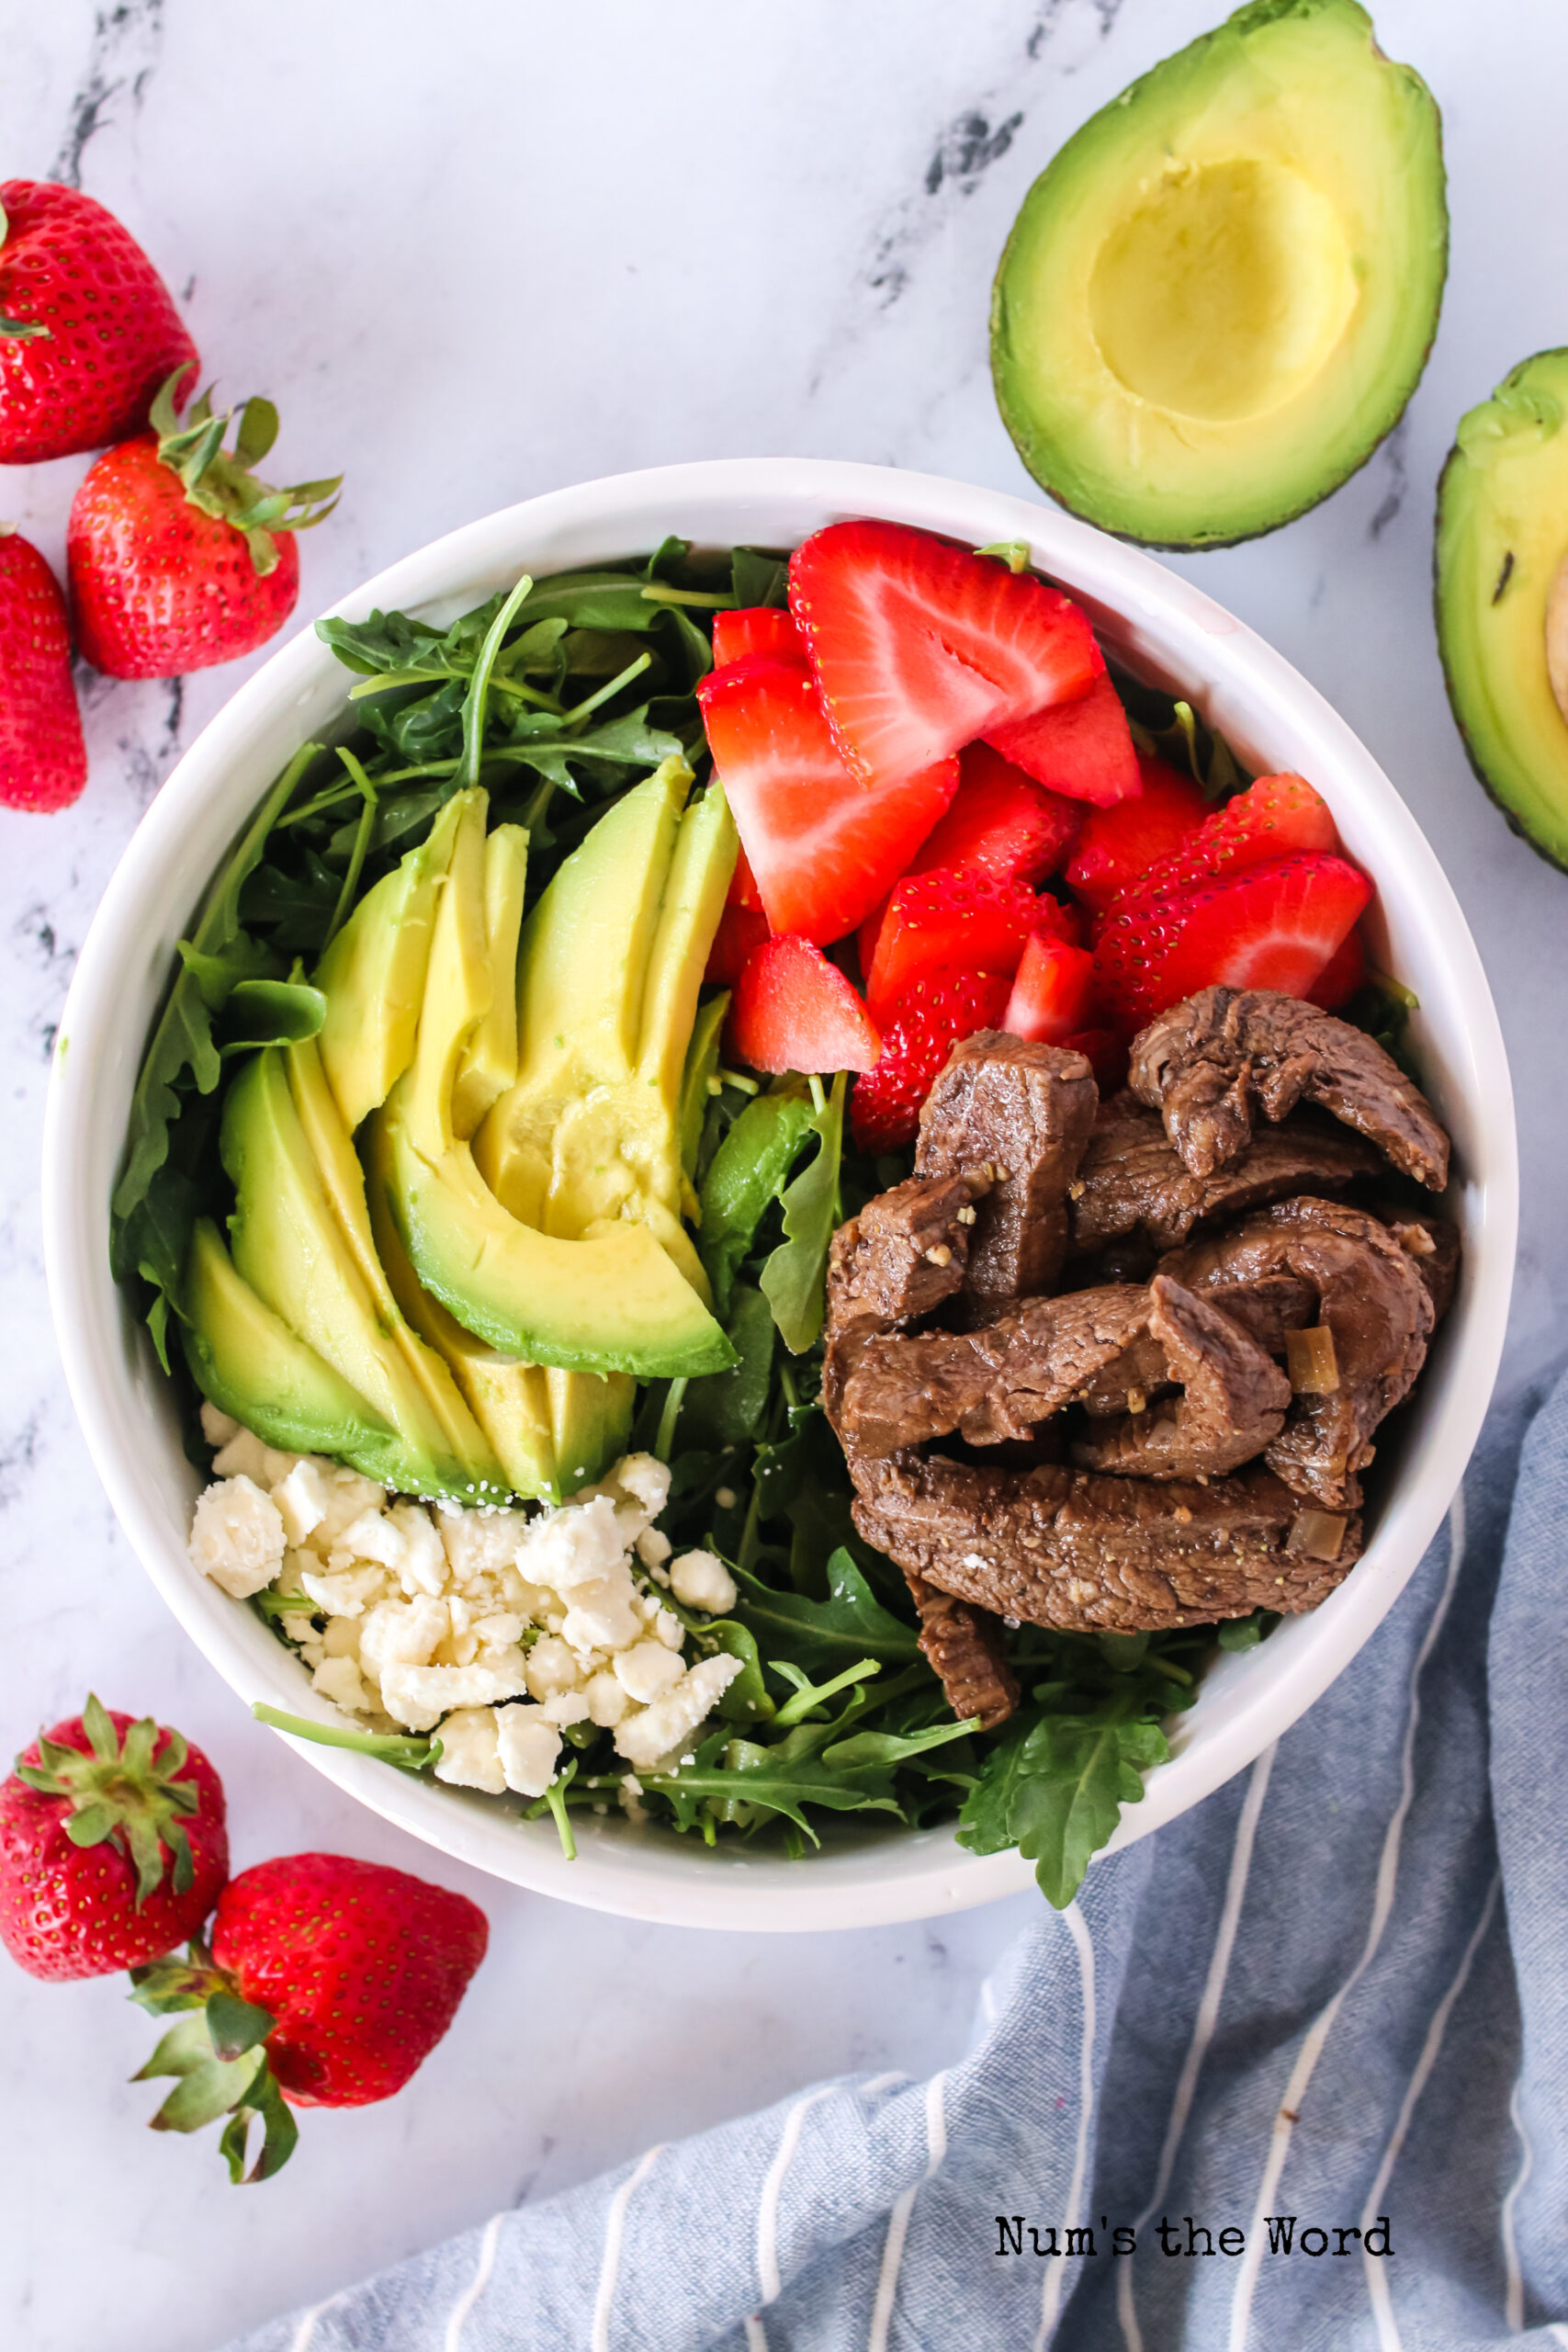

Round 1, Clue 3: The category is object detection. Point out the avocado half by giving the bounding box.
[1436,349,1568,871]
[991,0,1448,548]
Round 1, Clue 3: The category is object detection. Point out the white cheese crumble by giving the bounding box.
[187,1426,739,1809]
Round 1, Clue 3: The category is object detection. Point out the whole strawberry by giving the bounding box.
[0,526,86,810]
[0,1695,228,1979]
[0,181,197,462]
[69,369,340,678]
[131,1854,488,2181]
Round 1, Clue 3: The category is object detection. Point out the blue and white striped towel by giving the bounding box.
[228,1363,1568,2352]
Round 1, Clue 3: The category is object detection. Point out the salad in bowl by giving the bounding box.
[100,498,1475,1913]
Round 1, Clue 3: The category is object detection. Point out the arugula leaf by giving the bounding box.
[732,1546,919,1672]
[1011,1715,1168,1909]
[217,978,327,1055]
[698,1088,817,1317]
[761,1072,846,1352]
[678,991,728,1182]
[730,547,790,609]
[681,1283,774,1451]
[824,1716,979,1771]
[645,1747,901,1843]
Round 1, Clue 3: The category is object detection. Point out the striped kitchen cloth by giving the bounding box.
[227,1362,1568,2352]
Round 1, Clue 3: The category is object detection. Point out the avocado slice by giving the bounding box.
[383,1083,736,1378]
[221,1050,506,1499]
[473,762,737,1288]
[1436,349,1568,870]
[400,787,494,1159]
[990,0,1447,548]
[453,822,529,1139]
[312,792,466,1134]
[181,1216,403,1482]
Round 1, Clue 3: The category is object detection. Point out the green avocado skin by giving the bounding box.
[1435,349,1568,875]
[989,0,1449,550]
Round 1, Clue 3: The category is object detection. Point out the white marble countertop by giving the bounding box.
[0,4,1560,2346]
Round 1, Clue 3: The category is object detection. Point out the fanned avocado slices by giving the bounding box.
[1436,349,1568,872]
[990,0,1447,548]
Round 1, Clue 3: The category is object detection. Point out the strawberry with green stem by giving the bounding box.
[68,367,341,679]
[131,1853,489,2183]
[0,1694,228,1980]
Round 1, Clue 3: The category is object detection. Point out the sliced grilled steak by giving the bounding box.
[1378,1207,1461,1324]
[1070,1275,1290,1480]
[1069,1093,1382,1256]
[851,1453,1361,1634]
[821,1168,1019,1727]
[915,1032,1098,1320]
[1159,1196,1436,1510]
[1128,987,1450,1191]
[1075,1271,1315,1413]
[903,1569,1020,1730]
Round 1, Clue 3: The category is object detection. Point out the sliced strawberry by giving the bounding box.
[984,672,1139,808]
[1065,754,1208,918]
[712,606,804,668]
[728,842,762,910]
[727,935,881,1075]
[1108,773,1340,919]
[698,653,958,944]
[864,870,1041,1014]
[1060,1028,1126,1093]
[854,744,1081,980]
[1305,923,1367,1012]
[705,900,770,985]
[850,967,1011,1152]
[1094,853,1374,1032]
[789,521,1101,789]
[1002,934,1098,1045]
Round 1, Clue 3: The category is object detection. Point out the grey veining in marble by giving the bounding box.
[0,4,1559,2346]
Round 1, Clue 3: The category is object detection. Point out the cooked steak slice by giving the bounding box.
[1128,987,1450,1191]
[1377,1207,1461,1324]
[915,1031,1098,1318]
[1069,1094,1382,1255]
[838,1284,1150,1456]
[1070,1275,1291,1481]
[851,1453,1360,1634]
[822,1171,981,1420]
[904,1568,1020,1730]
[1076,1271,1315,1414]
[1159,1196,1436,1510]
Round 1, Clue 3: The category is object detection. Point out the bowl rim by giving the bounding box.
[41,456,1518,1930]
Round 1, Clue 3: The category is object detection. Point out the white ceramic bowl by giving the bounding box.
[42,459,1517,1930]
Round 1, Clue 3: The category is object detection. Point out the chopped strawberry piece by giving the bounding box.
[712,606,804,668]
[984,672,1139,808]
[727,935,881,1075]
[705,901,771,985]
[728,842,762,909]
[1030,892,1084,947]
[1065,754,1209,917]
[1002,934,1098,1045]
[864,870,1041,1014]
[698,653,958,944]
[1094,853,1374,1032]
[1060,1028,1126,1093]
[850,967,1011,1152]
[1305,924,1368,1011]
[789,521,1101,789]
[1107,773,1340,918]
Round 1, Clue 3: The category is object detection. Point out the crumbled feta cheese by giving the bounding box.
[437,1505,533,1582]
[584,1669,631,1727]
[200,1402,240,1449]
[433,1706,507,1794]
[495,1704,561,1798]
[188,1476,287,1599]
[669,1550,738,1615]
[312,1655,371,1714]
[525,1634,581,1702]
[559,1570,642,1654]
[636,1527,672,1568]
[387,1500,446,1597]
[539,1690,591,1727]
[614,1654,743,1770]
[650,1604,684,1651]
[310,1467,389,1548]
[613,1452,671,1522]
[519,1494,626,1590]
[472,1611,525,1656]
[270,1458,330,1547]
[299,1562,389,1619]
[333,1505,409,1576]
[379,1657,532,1733]
[358,1594,449,1680]
[612,1639,686,1704]
[212,1428,298,1487]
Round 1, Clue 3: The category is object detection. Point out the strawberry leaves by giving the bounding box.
[15,1694,202,1906]
[130,1944,299,2183]
[149,368,341,579]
